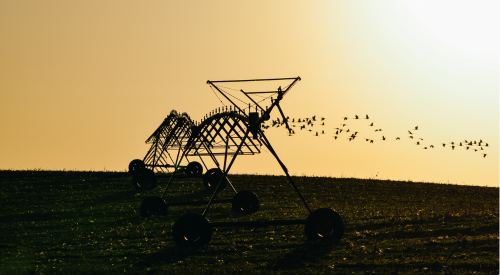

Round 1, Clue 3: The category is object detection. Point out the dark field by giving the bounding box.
[0,170,498,274]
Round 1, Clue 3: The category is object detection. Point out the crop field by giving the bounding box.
[0,170,498,274]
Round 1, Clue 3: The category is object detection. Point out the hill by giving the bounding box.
[0,170,498,274]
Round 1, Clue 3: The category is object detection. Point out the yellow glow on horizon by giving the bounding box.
[0,1,497,186]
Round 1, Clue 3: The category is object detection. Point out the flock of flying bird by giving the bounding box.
[262,114,490,158]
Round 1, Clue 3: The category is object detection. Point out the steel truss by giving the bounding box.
[133,76,344,248]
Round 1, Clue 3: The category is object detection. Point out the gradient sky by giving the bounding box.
[1,1,498,186]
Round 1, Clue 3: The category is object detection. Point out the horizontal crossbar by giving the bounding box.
[210,219,307,228]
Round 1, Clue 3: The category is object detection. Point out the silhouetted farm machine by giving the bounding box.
[128,110,208,191]
[128,77,344,247]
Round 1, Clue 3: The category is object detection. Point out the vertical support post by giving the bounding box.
[161,144,184,199]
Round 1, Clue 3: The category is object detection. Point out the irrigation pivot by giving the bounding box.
[166,76,345,248]
[128,110,206,191]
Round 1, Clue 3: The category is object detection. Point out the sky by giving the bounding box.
[0,1,498,187]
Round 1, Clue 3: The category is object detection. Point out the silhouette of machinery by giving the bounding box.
[130,77,344,247]
[128,110,208,191]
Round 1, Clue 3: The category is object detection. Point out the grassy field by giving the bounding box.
[0,170,498,274]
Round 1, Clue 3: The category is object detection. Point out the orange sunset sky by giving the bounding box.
[0,1,498,187]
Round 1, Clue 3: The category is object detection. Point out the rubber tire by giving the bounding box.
[305,208,344,243]
[129,159,145,174]
[172,213,212,248]
[186,161,203,176]
[202,168,227,193]
[140,196,168,217]
[132,168,157,191]
[232,190,259,213]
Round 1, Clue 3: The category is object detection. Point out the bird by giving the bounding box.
[341,124,347,127]
[315,131,318,136]
[414,126,419,130]
[442,143,446,147]
[369,122,374,126]
[365,114,369,119]
[409,136,413,139]
[370,140,374,143]
[334,136,338,139]
[312,116,316,121]
[452,146,455,150]
[483,154,487,158]
[408,130,413,135]
[416,141,420,145]
[346,129,350,133]
[423,147,427,149]
[396,137,400,140]
[342,117,348,120]
[321,117,325,121]
[322,130,324,134]
[354,115,359,119]
[321,122,325,126]
[429,145,434,148]
[382,136,386,141]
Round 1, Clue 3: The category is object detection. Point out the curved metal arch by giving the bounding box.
[143,110,195,172]
[185,111,262,156]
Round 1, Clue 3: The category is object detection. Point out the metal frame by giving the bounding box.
[141,110,203,173]
[172,77,313,224]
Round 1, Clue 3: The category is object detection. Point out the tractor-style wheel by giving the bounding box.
[172,213,212,247]
[202,168,227,193]
[186,161,203,176]
[305,208,344,243]
[128,159,145,174]
[140,196,168,217]
[132,168,157,191]
[232,190,259,213]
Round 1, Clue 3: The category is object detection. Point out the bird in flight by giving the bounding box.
[365,114,369,119]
